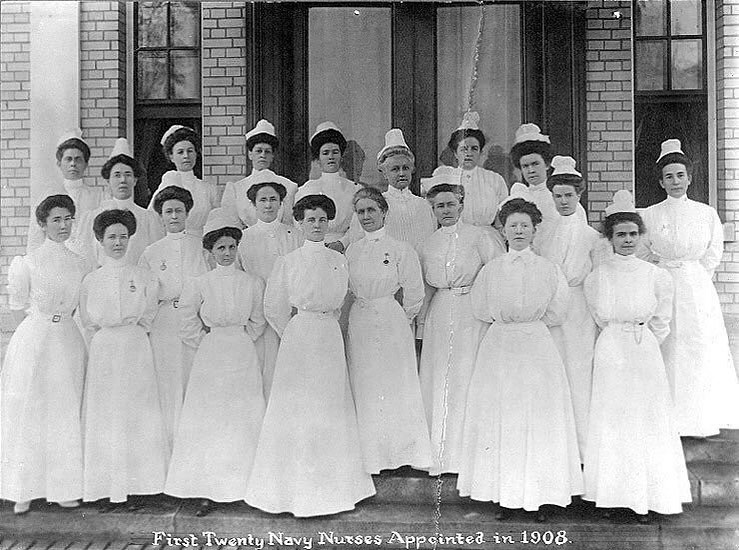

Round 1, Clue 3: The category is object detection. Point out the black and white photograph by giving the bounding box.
[0,0,738,549]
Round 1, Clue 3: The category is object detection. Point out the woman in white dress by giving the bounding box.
[165,210,266,517]
[238,179,303,399]
[457,198,583,521]
[2,195,88,514]
[540,156,601,461]
[418,183,498,475]
[80,209,168,509]
[345,187,432,474]
[148,125,218,237]
[220,119,298,228]
[639,139,739,436]
[245,194,375,517]
[295,122,359,253]
[584,190,691,522]
[508,124,586,253]
[139,186,208,451]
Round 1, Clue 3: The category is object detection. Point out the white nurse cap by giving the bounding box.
[656,139,685,163]
[457,111,481,131]
[160,124,191,146]
[57,128,87,148]
[513,123,550,145]
[377,128,414,164]
[604,189,636,216]
[246,119,276,141]
[550,155,582,177]
[202,207,237,236]
[109,137,132,159]
[310,121,342,142]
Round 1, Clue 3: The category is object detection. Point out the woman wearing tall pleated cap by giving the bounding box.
[638,138,739,436]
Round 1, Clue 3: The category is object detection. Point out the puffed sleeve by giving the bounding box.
[146,210,166,244]
[649,267,674,345]
[26,216,45,254]
[138,272,159,332]
[397,242,424,320]
[583,268,607,329]
[207,181,219,210]
[470,263,495,323]
[542,263,570,327]
[245,276,267,341]
[220,180,238,211]
[700,208,724,274]
[138,246,153,272]
[280,181,298,226]
[340,212,363,249]
[416,244,435,338]
[264,256,292,337]
[476,229,500,264]
[179,277,206,349]
[7,256,30,311]
[78,273,100,333]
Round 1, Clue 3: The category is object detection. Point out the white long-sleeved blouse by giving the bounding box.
[220,168,299,228]
[295,172,359,243]
[540,213,602,287]
[149,170,218,237]
[346,227,424,320]
[238,219,303,282]
[138,231,208,302]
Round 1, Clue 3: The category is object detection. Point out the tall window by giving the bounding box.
[134,1,201,204]
[633,0,707,206]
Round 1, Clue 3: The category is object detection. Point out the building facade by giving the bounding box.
[1,0,738,314]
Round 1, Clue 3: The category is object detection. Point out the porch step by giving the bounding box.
[688,462,739,506]
[683,431,739,464]
[1,498,737,550]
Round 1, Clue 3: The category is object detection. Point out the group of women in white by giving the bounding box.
[2,113,739,524]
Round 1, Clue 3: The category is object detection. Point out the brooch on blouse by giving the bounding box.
[129,279,137,292]
[383,252,390,265]
[160,259,167,271]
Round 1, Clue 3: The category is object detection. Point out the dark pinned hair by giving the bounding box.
[426,183,465,204]
[56,138,91,163]
[352,186,388,213]
[603,211,646,240]
[293,194,337,221]
[547,173,585,195]
[499,198,543,227]
[93,208,137,242]
[509,140,553,169]
[36,194,76,225]
[101,154,143,180]
[163,126,201,158]
[152,185,194,214]
[246,181,287,204]
[310,129,347,160]
[656,152,693,178]
[202,226,242,251]
[247,133,278,152]
[448,128,486,153]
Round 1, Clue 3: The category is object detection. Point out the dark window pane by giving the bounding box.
[171,50,200,99]
[670,0,701,35]
[635,0,666,36]
[636,41,666,90]
[138,2,168,47]
[671,39,703,89]
[170,2,199,47]
[138,51,168,99]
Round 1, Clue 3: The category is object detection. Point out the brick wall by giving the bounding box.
[714,0,739,314]
[201,2,247,194]
[584,0,633,222]
[79,1,126,190]
[0,1,31,310]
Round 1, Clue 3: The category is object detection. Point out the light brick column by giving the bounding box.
[79,1,127,187]
[201,2,247,194]
[584,0,634,221]
[0,1,32,309]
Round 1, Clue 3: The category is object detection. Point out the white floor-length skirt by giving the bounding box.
[165,326,265,501]
[245,310,375,517]
[457,320,584,510]
[420,289,487,475]
[347,295,432,474]
[583,324,692,514]
[83,325,168,502]
[1,314,85,503]
[255,323,279,401]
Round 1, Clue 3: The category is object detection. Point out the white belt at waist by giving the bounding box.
[28,309,73,323]
[208,325,245,335]
[354,294,397,308]
[492,319,545,334]
[436,285,472,296]
[654,257,701,269]
[159,297,181,309]
[295,308,335,319]
[605,320,647,343]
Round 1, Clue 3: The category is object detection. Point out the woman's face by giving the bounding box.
[107,162,136,200]
[101,223,130,260]
[41,206,74,243]
[57,148,87,181]
[431,191,463,227]
[355,198,385,233]
[254,186,281,223]
[519,153,549,186]
[551,184,582,217]
[211,236,238,267]
[161,199,188,234]
[381,155,414,189]
[248,143,274,171]
[300,207,329,242]
[610,221,641,256]
[503,212,536,251]
[319,143,342,174]
[455,137,481,171]
[659,162,691,198]
[169,140,197,172]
